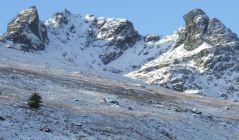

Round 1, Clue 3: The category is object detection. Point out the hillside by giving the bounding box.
[1,61,239,140]
[0,6,239,140]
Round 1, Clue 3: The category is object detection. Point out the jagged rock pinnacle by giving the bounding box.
[176,8,239,51]
[2,6,48,51]
[183,9,209,50]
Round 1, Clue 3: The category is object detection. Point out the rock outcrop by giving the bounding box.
[96,18,139,50]
[182,9,209,50]
[0,6,48,51]
[206,18,239,48]
[175,8,239,51]
[96,18,140,64]
[144,34,161,43]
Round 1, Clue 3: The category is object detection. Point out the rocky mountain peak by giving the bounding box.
[0,6,48,51]
[7,6,38,33]
[128,9,239,99]
[95,18,140,64]
[176,8,239,51]
[183,8,208,26]
[182,8,209,50]
[96,18,140,49]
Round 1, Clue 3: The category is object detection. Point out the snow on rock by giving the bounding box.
[178,8,239,51]
[95,17,140,64]
[0,6,48,51]
[1,6,239,101]
[128,9,239,100]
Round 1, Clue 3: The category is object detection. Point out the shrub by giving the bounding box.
[27,93,42,109]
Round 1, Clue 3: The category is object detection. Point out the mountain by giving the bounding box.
[1,6,239,140]
[128,9,239,99]
[1,7,239,100]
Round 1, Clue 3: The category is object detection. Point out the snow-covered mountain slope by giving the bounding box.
[1,6,239,140]
[1,62,239,140]
[0,7,173,73]
[1,6,239,100]
[128,9,239,100]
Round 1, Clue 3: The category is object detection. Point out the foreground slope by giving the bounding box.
[0,7,239,139]
[0,61,239,140]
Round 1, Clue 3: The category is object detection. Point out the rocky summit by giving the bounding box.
[0,6,48,51]
[176,8,239,51]
[96,18,140,64]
